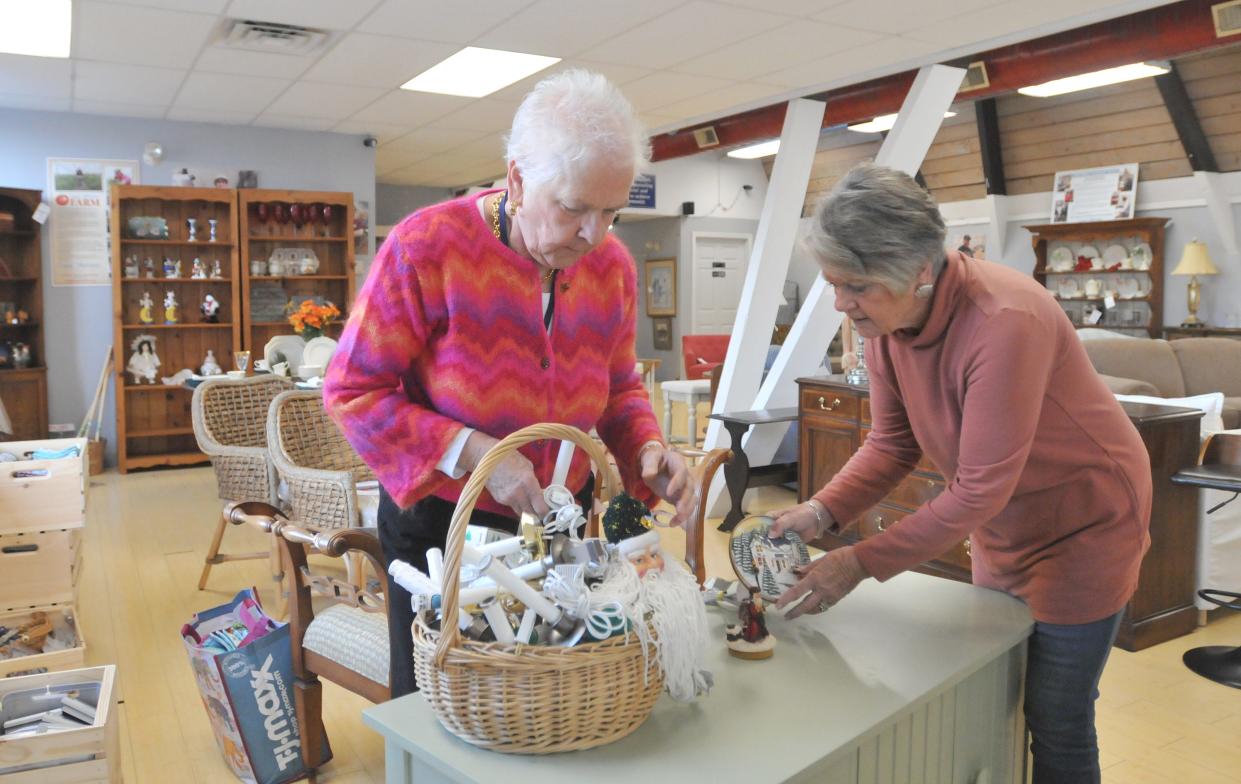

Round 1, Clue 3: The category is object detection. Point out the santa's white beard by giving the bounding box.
[592,556,711,702]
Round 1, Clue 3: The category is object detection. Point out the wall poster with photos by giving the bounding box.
[645,257,676,317]
[1051,163,1138,224]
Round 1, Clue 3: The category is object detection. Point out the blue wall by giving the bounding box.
[0,107,375,465]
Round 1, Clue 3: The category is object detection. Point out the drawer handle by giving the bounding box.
[817,396,842,411]
[964,539,972,558]
[10,469,49,479]
[2,544,38,554]
[876,515,887,532]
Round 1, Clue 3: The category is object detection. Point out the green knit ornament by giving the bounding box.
[602,492,651,542]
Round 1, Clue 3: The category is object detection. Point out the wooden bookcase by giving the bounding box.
[1026,217,1168,338]
[111,185,240,472]
[237,189,355,355]
[0,187,48,441]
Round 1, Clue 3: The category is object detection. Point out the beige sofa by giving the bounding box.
[1081,337,1241,429]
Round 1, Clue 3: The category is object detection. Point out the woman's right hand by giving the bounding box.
[769,500,830,542]
[461,432,550,518]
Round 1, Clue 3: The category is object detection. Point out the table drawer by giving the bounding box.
[800,388,859,422]
[860,397,871,425]
[0,664,117,781]
[857,504,910,538]
[887,473,945,509]
[0,530,80,611]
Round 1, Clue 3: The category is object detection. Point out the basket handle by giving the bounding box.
[434,423,619,665]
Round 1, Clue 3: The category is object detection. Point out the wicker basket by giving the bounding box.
[411,423,664,754]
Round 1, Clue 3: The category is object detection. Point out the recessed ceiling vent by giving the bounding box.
[221,19,331,56]
[958,61,990,92]
[1213,1,1241,37]
[692,127,720,149]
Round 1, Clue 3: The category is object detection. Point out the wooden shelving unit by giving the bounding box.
[111,184,240,472]
[1027,217,1168,338]
[0,187,48,440]
[237,189,355,355]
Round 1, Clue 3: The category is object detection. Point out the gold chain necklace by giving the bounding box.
[490,192,555,284]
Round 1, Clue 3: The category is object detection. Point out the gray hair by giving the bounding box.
[806,162,947,293]
[506,69,649,192]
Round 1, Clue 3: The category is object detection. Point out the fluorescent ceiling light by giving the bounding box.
[848,111,956,134]
[400,47,560,98]
[1017,62,1170,98]
[727,139,781,159]
[0,0,71,58]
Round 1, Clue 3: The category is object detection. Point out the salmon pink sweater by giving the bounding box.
[323,192,662,515]
[814,251,1152,624]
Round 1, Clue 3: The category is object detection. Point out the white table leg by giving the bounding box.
[386,742,413,784]
[687,398,697,449]
[663,391,673,440]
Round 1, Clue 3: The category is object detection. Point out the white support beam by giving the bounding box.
[705,64,965,516]
[1196,170,1240,257]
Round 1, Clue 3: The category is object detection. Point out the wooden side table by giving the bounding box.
[708,407,799,531]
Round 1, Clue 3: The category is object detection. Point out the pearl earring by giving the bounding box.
[914,283,934,299]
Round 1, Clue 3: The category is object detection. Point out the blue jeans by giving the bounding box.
[1025,610,1123,784]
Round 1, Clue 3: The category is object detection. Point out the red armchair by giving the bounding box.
[682,334,729,380]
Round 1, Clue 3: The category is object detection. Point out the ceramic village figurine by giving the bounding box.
[210,258,223,279]
[200,294,220,323]
[190,257,207,279]
[126,334,160,385]
[123,255,140,278]
[138,291,155,325]
[725,588,776,660]
[143,256,156,278]
[200,349,222,376]
[163,291,179,324]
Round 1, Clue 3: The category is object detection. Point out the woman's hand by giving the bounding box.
[639,444,696,525]
[775,546,868,620]
[769,500,831,542]
[460,432,549,518]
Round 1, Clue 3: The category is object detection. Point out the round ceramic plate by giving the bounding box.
[728,515,812,601]
[1117,276,1139,299]
[1058,278,1081,298]
[1078,244,1100,259]
[301,336,338,375]
[1049,246,1074,272]
[264,335,304,375]
[1102,244,1127,266]
[1131,243,1153,270]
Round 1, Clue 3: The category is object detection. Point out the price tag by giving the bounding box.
[32,202,50,224]
[1103,293,1116,309]
[1086,306,1103,325]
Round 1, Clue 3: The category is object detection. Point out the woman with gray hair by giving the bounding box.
[771,162,1151,783]
[325,69,694,696]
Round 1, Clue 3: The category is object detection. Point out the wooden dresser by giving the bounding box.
[797,375,1203,651]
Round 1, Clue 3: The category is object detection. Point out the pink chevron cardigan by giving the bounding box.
[323,191,663,516]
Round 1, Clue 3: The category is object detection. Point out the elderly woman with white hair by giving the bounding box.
[324,70,693,696]
[770,163,1152,784]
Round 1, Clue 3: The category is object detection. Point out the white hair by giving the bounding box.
[505,69,650,192]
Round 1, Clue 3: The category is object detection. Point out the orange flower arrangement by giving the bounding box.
[287,299,340,340]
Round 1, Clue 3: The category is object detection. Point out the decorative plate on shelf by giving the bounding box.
[1102,244,1128,266]
[1078,244,1100,259]
[728,515,812,602]
[1117,276,1139,299]
[1057,278,1081,299]
[1049,246,1074,272]
[1131,243,1153,270]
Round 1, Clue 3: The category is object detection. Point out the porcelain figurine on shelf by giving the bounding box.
[200,349,223,376]
[208,219,218,242]
[127,334,160,385]
[123,255,140,278]
[725,588,776,660]
[210,258,223,279]
[163,256,178,278]
[200,294,220,323]
[164,291,179,324]
[138,291,155,324]
[10,342,30,369]
[190,257,207,279]
[186,217,197,240]
[143,256,156,278]
[172,168,194,187]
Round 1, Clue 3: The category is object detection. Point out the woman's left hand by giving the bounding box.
[639,444,696,525]
[775,546,869,620]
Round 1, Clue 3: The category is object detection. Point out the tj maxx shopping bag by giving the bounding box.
[182,588,330,783]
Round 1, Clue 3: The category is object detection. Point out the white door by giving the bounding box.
[692,234,750,334]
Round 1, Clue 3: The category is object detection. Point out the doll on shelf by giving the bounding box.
[200,294,220,323]
[127,334,160,385]
[164,291,179,324]
[190,257,207,279]
[138,291,155,325]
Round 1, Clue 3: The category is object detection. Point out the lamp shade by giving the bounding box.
[1171,240,1219,276]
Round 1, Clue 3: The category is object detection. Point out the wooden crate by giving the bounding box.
[0,665,119,782]
[0,605,85,679]
[0,438,87,535]
[0,529,80,610]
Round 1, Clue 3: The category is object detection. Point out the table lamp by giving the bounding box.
[1171,239,1218,327]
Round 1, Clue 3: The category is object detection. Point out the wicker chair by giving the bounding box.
[225,501,390,778]
[192,374,293,596]
[266,389,376,585]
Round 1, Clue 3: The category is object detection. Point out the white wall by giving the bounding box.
[621,153,769,222]
[0,107,376,464]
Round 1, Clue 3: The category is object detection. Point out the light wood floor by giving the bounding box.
[76,399,1240,783]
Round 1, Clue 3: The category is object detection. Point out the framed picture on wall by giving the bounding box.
[645,257,676,317]
[652,317,673,351]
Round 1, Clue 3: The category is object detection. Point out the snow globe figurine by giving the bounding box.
[200,294,220,323]
[190,257,207,279]
[163,291,179,324]
[138,291,155,325]
[127,334,160,385]
[200,349,223,376]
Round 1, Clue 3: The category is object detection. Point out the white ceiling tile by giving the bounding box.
[74,61,185,105]
[814,0,994,35]
[0,92,72,112]
[94,0,229,11]
[74,2,217,68]
[165,106,258,124]
[251,113,339,131]
[376,149,426,174]
[331,120,410,142]
[578,1,788,70]
[652,81,788,122]
[757,35,939,89]
[487,59,654,103]
[346,89,471,125]
[194,46,317,79]
[442,132,507,161]
[717,0,851,15]
[673,21,881,81]
[383,125,488,155]
[174,72,291,113]
[904,0,1088,44]
[621,72,733,113]
[301,34,459,88]
[424,98,520,133]
[357,0,535,44]
[0,54,72,98]
[71,98,168,118]
[265,82,387,120]
[224,0,384,30]
[471,0,684,58]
